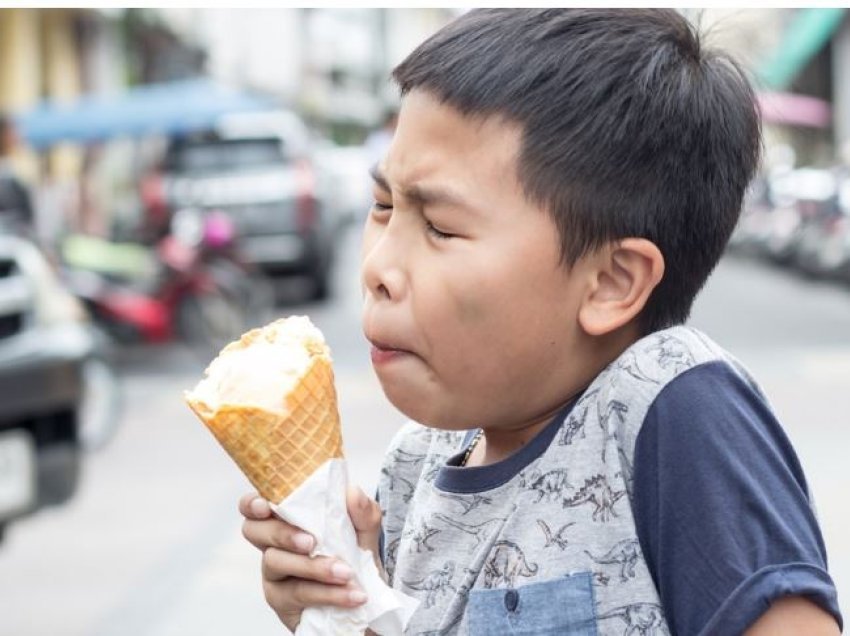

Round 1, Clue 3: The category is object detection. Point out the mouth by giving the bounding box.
[366,337,415,365]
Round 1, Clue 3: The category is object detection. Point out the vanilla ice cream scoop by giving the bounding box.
[187,316,322,414]
[184,316,344,504]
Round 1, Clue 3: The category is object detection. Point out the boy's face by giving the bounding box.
[361,90,595,431]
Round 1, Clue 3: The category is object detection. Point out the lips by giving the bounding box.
[362,309,417,364]
[365,335,416,365]
[370,346,407,365]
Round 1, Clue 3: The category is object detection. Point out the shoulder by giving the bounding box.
[640,358,787,460]
[378,422,464,503]
[634,358,806,510]
[376,423,466,579]
[384,420,432,457]
[602,326,766,414]
[377,423,431,557]
[594,326,757,461]
[382,422,466,463]
[380,421,460,470]
[630,360,842,634]
[616,325,753,388]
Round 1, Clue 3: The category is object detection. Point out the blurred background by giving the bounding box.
[0,8,847,635]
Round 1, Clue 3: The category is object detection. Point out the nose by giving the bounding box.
[361,223,406,302]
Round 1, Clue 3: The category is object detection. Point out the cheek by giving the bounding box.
[448,259,523,327]
[360,221,379,268]
[438,257,567,360]
[420,265,507,365]
[418,259,492,328]
[360,217,377,251]
[454,289,489,324]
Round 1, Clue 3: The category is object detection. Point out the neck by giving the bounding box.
[466,325,642,468]
[467,395,578,467]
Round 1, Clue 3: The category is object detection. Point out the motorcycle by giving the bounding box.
[170,207,276,328]
[59,209,269,357]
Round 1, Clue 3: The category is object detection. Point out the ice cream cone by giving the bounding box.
[185,317,344,504]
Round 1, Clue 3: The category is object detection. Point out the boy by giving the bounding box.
[241,9,842,634]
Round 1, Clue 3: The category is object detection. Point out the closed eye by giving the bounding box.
[425,220,454,240]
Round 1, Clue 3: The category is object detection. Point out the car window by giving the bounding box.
[168,138,287,174]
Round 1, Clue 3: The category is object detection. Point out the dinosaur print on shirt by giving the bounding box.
[482,541,539,588]
[377,326,766,634]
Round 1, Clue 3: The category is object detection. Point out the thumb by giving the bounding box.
[346,485,383,558]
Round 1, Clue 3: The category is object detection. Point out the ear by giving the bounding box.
[578,239,665,336]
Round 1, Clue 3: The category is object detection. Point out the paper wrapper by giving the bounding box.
[275,458,419,635]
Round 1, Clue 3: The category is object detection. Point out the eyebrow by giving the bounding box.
[369,163,471,212]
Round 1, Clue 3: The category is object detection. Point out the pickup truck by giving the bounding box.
[154,110,341,300]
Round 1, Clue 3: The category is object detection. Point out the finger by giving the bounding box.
[264,578,368,614]
[238,493,272,520]
[242,517,316,554]
[347,486,383,556]
[262,548,356,585]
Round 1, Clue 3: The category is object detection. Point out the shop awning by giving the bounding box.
[757,8,846,90]
[757,91,831,128]
[16,78,276,149]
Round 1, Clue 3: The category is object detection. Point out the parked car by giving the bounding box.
[748,168,826,266]
[730,163,850,287]
[314,139,373,228]
[0,232,120,543]
[820,175,850,283]
[784,168,839,277]
[729,175,773,253]
[790,169,850,282]
[154,110,340,300]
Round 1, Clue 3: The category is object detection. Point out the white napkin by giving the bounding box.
[273,459,419,635]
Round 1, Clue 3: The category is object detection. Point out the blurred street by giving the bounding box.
[1,8,850,635]
[0,227,848,636]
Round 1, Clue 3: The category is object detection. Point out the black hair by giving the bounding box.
[392,9,761,334]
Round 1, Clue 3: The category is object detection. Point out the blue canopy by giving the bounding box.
[16,78,276,149]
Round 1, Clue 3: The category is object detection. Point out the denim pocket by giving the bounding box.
[467,572,597,635]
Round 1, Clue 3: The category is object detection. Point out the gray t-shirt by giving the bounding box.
[376,326,838,635]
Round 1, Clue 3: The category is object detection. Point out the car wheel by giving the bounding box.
[38,418,81,507]
[176,288,247,357]
[209,260,276,326]
[77,357,123,452]
[308,251,332,301]
[311,270,330,301]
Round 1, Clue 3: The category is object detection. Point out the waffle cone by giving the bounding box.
[185,319,344,504]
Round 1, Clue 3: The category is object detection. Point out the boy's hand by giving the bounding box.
[239,486,385,632]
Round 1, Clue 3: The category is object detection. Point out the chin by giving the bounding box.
[376,376,472,431]
[377,375,429,422]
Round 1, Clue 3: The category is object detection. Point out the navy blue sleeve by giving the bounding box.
[633,361,842,635]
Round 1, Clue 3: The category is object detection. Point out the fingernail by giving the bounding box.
[292,533,314,552]
[250,498,268,516]
[331,562,352,581]
[349,589,368,605]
